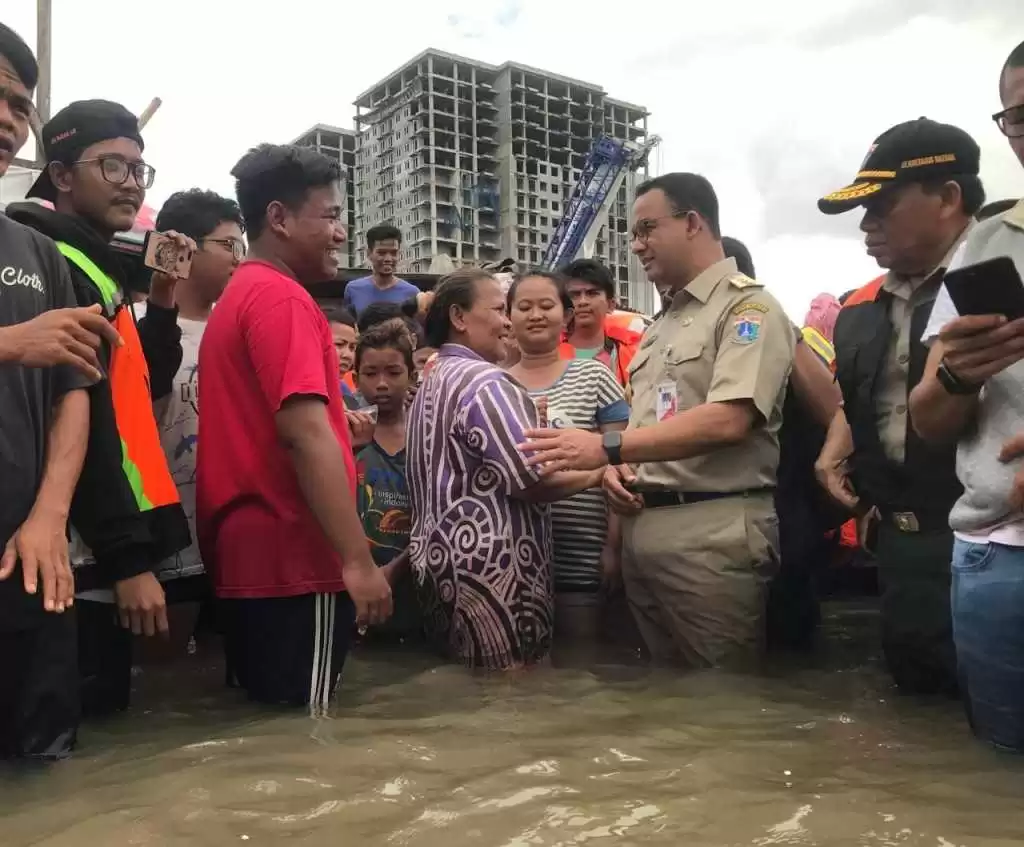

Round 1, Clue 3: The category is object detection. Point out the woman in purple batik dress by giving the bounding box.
[406,269,603,670]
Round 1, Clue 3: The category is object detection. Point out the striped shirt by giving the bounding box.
[525,359,629,591]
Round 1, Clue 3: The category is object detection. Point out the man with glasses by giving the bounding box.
[133,189,245,649]
[815,119,983,697]
[520,173,795,668]
[909,40,1024,751]
[7,101,191,720]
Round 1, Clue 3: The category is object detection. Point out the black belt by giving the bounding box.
[877,507,951,534]
[635,487,775,509]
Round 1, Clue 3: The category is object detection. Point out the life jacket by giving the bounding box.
[55,242,181,513]
[800,326,836,373]
[559,320,642,390]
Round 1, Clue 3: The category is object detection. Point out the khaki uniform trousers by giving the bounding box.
[621,493,780,667]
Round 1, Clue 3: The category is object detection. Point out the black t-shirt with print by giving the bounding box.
[0,212,90,629]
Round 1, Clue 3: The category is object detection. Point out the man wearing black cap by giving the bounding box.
[6,99,191,718]
[814,118,983,695]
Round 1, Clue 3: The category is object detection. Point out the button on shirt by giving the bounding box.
[627,257,795,492]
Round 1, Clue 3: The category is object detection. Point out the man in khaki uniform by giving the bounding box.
[520,173,795,666]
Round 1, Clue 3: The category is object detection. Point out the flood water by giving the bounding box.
[1,601,1022,846]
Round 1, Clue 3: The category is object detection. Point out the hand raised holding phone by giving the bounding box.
[144,230,198,308]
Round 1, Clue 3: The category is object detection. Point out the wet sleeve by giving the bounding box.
[706,297,796,421]
[244,296,330,412]
[461,376,541,496]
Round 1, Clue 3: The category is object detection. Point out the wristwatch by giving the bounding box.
[602,430,624,465]
[936,360,982,396]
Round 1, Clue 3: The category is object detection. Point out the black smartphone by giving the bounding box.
[943,256,1024,321]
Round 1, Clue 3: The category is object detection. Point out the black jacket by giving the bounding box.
[5,202,190,589]
[833,277,962,526]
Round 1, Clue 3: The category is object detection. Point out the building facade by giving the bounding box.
[352,49,653,311]
[292,124,358,269]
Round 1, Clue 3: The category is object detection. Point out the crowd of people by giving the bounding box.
[2,18,1024,761]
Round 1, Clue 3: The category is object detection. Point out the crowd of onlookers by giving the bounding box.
[2,19,1024,761]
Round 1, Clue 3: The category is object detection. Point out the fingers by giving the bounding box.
[57,544,74,610]
[36,549,58,613]
[1000,433,1024,463]
[0,537,16,581]
[155,604,170,638]
[76,307,123,348]
[119,605,132,631]
[522,429,559,440]
[940,314,1008,341]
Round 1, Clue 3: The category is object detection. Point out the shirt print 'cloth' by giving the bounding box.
[406,343,552,669]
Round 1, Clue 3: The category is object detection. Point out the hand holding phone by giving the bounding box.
[143,230,195,280]
[943,256,1024,321]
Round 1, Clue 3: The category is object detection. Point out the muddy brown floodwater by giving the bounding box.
[1,601,1022,846]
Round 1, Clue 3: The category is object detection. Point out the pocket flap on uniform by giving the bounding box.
[628,347,651,377]
[665,342,704,365]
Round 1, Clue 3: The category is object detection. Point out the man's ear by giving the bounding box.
[265,200,290,239]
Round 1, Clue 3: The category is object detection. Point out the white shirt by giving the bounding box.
[922,244,1024,547]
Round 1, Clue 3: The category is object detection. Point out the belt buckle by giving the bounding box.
[893,512,920,533]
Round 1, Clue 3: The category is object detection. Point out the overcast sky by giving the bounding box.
[6,0,1024,318]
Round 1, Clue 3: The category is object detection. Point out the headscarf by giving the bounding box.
[804,293,841,343]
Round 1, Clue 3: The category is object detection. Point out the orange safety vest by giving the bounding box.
[56,242,181,513]
[559,319,642,389]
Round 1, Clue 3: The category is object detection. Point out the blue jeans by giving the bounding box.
[951,538,1024,752]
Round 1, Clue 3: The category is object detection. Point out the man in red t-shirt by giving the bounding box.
[197,143,392,711]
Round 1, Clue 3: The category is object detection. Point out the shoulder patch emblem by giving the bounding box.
[731,312,763,345]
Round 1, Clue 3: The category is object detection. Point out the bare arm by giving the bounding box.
[814,407,860,512]
[620,401,754,465]
[521,469,605,502]
[908,340,979,446]
[791,342,841,429]
[36,389,90,518]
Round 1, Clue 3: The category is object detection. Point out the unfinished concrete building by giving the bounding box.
[292,124,358,269]
[352,49,651,309]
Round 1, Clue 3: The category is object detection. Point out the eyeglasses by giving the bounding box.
[993,104,1024,139]
[203,237,246,262]
[74,155,156,189]
[631,210,693,243]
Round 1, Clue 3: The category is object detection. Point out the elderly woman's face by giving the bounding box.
[453,277,511,364]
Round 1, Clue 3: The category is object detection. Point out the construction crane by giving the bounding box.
[541,134,661,271]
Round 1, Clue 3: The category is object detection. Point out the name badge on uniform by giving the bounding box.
[656,382,678,422]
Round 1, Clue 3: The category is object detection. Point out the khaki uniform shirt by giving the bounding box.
[875,228,971,463]
[628,257,795,492]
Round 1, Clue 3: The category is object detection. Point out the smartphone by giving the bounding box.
[143,231,194,280]
[943,256,1024,321]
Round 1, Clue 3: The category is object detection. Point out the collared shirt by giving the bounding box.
[875,227,971,463]
[627,257,795,492]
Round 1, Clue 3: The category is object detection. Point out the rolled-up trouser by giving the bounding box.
[620,493,779,668]
[874,522,957,696]
[952,538,1024,752]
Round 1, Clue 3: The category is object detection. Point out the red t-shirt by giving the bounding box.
[196,260,355,598]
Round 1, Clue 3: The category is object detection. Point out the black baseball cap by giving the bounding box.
[0,23,38,89]
[27,99,144,202]
[818,118,981,215]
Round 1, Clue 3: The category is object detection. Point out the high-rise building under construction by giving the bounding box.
[352,49,651,308]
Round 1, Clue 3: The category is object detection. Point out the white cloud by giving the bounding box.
[5,0,1023,319]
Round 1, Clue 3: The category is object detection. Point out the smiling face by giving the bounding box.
[0,57,31,179]
[52,137,145,234]
[369,237,400,277]
[450,276,510,365]
[510,274,568,355]
[274,182,347,284]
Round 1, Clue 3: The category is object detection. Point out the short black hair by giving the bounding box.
[355,321,415,374]
[920,175,986,217]
[356,301,421,345]
[507,269,573,313]
[155,188,244,243]
[977,199,1018,221]
[230,143,341,239]
[367,224,402,250]
[1000,39,1024,100]
[636,172,721,239]
[561,258,614,299]
[424,268,495,349]
[0,23,38,90]
[321,304,355,327]
[721,236,756,279]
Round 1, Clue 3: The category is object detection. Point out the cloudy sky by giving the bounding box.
[6,0,1024,318]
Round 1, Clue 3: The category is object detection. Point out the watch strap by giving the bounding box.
[936,360,982,395]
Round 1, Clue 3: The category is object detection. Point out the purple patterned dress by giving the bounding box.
[406,343,553,669]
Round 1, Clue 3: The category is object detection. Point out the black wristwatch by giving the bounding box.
[936,360,982,396]
[602,430,624,465]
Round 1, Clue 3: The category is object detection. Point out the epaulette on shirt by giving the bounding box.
[726,272,763,290]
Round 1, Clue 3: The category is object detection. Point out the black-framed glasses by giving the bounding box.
[993,104,1024,139]
[631,210,692,243]
[203,237,246,262]
[73,155,156,189]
